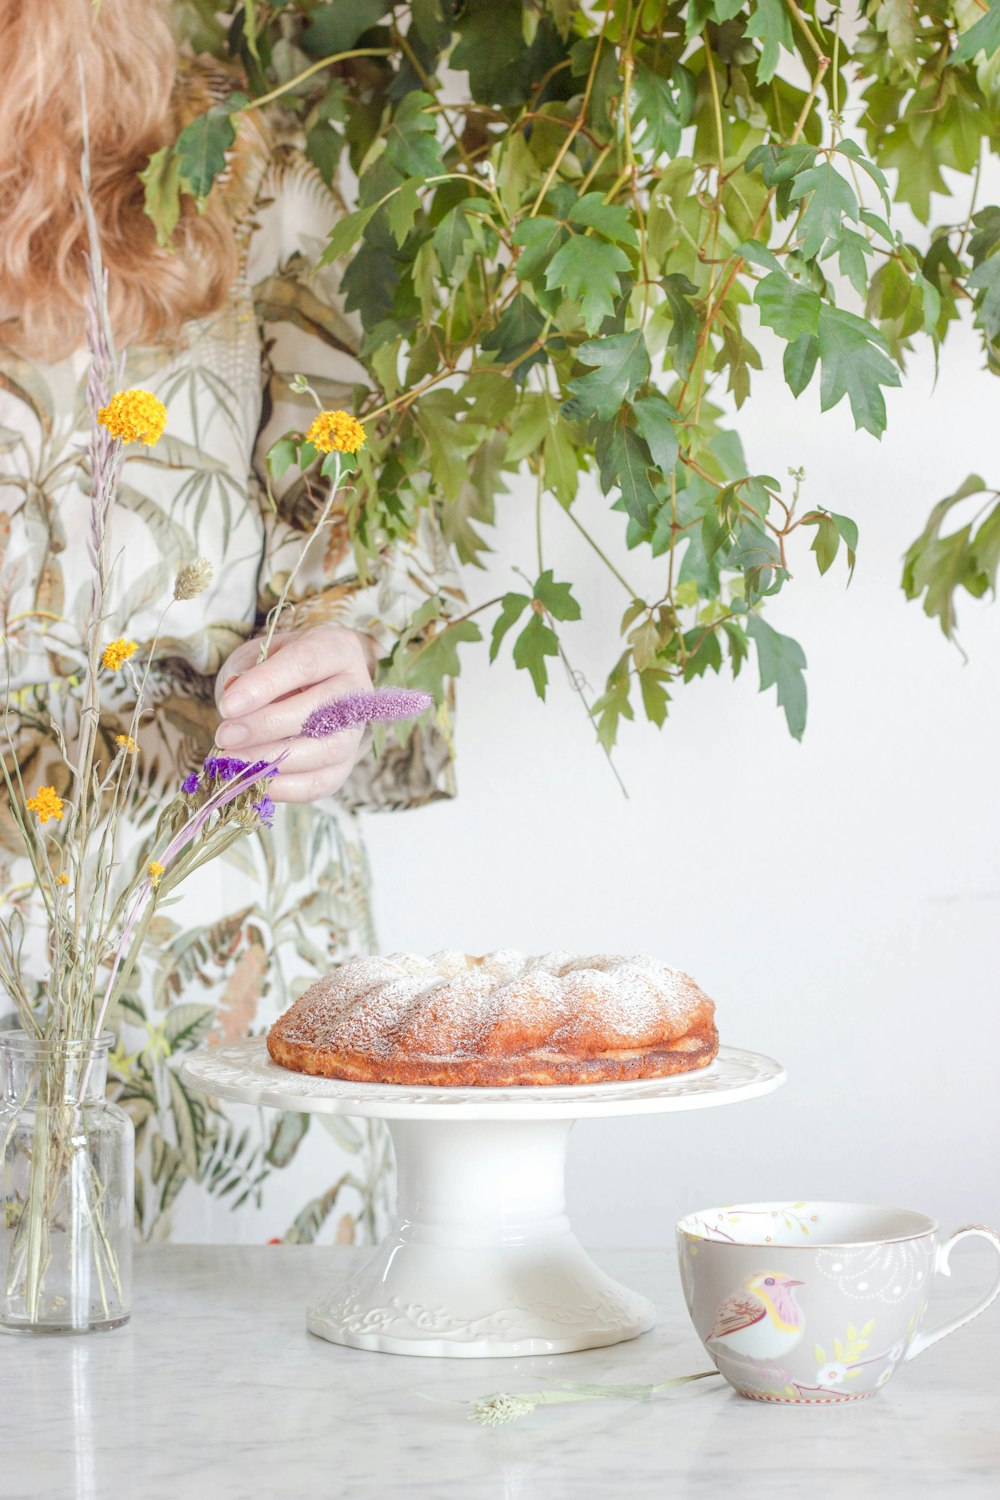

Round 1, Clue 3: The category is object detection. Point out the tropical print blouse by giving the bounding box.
[0,90,459,1244]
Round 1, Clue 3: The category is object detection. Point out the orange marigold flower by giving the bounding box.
[102,638,138,671]
[115,734,138,753]
[305,409,366,455]
[97,389,167,446]
[148,860,165,888]
[26,786,65,823]
[56,873,70,886]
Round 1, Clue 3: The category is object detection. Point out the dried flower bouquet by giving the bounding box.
[0,139,425,1328]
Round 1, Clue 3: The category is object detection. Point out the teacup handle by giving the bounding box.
[905,1224,1000,1361]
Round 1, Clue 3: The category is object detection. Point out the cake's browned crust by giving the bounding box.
[266,1028,718,1087]
[266,951,720,1088]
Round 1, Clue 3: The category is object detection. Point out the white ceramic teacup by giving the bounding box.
[677,1201,1000,1404]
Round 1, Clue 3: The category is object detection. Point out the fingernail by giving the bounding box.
[216,722,249,746]
[223,674,242,694]
[222,689,251,716]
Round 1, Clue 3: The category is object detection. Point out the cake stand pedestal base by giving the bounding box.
[306,1118,654,1357]
[180,1038,785,1359]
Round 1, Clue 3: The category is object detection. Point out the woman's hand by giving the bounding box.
[214,625,376,803]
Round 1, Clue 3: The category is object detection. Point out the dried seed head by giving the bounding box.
[174,558,214,601]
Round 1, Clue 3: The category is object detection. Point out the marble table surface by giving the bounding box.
[2,1243,998,1500]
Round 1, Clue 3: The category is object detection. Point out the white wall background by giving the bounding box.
[361,310,1000,1248]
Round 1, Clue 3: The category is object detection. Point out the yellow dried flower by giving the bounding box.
[26,786,65,823]
[115,734,138,753]
[148,860,165,888]
[102,638,138,671]
[173,558,214,601]
[97,389,167,447]
[305,409,366,455]
[56,873,70,886]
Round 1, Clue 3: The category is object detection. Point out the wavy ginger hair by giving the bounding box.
[0,0,238,362]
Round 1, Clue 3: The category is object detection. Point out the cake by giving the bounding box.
[266,950,719,1087]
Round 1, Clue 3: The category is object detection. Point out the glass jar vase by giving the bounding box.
[0,1032,133,1334]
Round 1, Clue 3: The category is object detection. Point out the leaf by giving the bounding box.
[544,417,579,506]
[301,0,392,53]
[788,163,859,261]
[544,236,631,332]
[972,499,1000,584]
[804,512,839,575]
[174,94,247,200]
[951,1,1000,64]
[433,202,477,276]
[967,255,1000,342]
[639,668,671,726]
[601,426,659,528]
[266,435,298,481]
[266,1111,310,1169]
[903,523,982,636]
[632,396,679,478]
[490,592,531,661]
[746,0,794,84]
[746,614,808,740]
[836,139,893,219]
[140,145,182,247]
[386,177,422,248]
[630,62,694,158]
[481,293,546,368]
[568,193,639,246]
[816,305,901,437]
[513,216,568,283]
[165,1069,202,1177]
[318,202,380,266]
[831,511,859,577]
[783,332,819,396]
[591,652,634,750]
[163,1003,215,1052]
[512,611,560,698]
[746,142,817,189]
[754,272,821,340]
[838,229,873,298]
[404,619,483,694]
[662,273,700,378]
[534,569,582,621]
[384,91,444,178]
[563,330,651,421]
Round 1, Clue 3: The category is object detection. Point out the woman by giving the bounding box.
[0,0,457,1242]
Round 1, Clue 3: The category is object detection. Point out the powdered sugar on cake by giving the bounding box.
[274,950,711,1059]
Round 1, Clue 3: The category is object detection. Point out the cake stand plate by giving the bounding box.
[182,1040,784,1359]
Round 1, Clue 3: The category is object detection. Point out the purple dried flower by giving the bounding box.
[246,760,280,779]
[204,755,251,781]
[253,795,276,828]
[181,772,200,795]
[299,688,433,741]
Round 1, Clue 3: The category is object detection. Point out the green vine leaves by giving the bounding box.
[160,2,1000,748]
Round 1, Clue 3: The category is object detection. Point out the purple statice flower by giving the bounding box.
[203,755,251,781]
[299,688,433,741]
[246,760,280,779]
[253,795,276,828]
[181,772,200,795]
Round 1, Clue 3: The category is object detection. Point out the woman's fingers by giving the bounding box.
[217,734,356,777]
[219,627,369,721]
[268,763,356,804]
[215,671,368,748]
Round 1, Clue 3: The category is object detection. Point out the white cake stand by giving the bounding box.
[182,1039,784,1359]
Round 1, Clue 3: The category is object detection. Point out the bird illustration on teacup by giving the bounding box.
[706,1271,806,1362]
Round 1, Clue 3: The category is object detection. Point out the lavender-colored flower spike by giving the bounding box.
[299,687,433,740]
[181,772,200,795]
